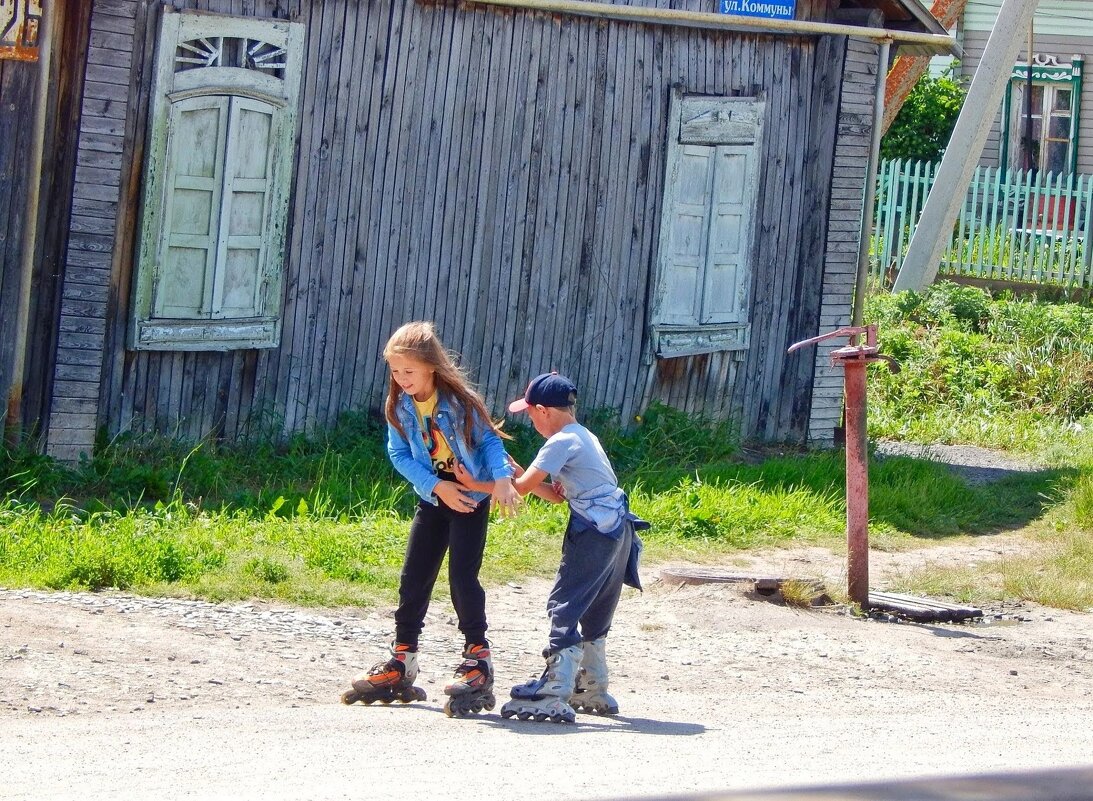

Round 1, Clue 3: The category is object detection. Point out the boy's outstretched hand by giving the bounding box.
[453,462,522,517]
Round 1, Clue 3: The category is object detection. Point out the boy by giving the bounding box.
[475,371,643,724]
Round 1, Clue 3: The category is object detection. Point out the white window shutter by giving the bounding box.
[154,96,229,319]
[661,146,716,325]
[213,97,276,319]
[701,146,755,324]
[651,92,763,358]
[131,9,304,351]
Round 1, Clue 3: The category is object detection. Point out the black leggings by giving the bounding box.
[394,492,490,648]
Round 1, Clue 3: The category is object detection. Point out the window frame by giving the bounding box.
[1000,54,1083,178]
[130,10,304,351]
[650,90,765,359]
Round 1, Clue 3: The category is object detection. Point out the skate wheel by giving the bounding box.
[341,690,360,705]
[533,713,548,722]
[443,700,456,718]
[380,698,393,705]
[517,711,532,721]
[361,697,376,706]
[500,708,514,719]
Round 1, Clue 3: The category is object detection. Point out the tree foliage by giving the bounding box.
[881,64,967,163]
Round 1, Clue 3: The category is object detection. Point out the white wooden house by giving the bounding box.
[955,0,1090,176]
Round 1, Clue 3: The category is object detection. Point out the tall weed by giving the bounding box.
[867,283,1093,437]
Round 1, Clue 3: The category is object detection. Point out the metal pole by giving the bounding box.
[464,0,960,53]
[853,38,891,327]
[892,0,1042,292]
[1024,21,1034,171]
[843,358,870,608]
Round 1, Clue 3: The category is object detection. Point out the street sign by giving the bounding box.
[719,0,797,20]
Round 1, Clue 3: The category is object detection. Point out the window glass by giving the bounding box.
[1007,77,1076,176]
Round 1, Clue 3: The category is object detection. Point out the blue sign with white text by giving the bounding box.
[719,0,796,20]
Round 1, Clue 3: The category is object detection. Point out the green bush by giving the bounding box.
[881,64,966,163]
[867,283,1093,433]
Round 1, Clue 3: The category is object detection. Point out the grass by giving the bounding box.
[0,411,1068,608]
[862,282,1093,610]
[2,284,1092,612]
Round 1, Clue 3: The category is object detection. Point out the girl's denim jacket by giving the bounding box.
[387,392,514,505]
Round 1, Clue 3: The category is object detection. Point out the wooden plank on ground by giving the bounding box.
[869,591,983,622]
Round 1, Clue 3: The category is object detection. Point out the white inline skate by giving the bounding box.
[341,642,428,706]
[443,642,496,717]
[571,637,619,715]
[500,644,582,723]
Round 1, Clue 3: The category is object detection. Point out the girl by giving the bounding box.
[341,321,520,717]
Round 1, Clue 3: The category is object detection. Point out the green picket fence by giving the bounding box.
[872,159,1093,287]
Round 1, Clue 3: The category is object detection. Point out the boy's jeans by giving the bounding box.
[546,517,633,652]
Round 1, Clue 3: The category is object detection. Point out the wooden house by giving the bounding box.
[953,0,1091,177]
[1,0,951,462]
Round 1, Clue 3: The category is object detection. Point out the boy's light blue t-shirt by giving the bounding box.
[530,422,626,534]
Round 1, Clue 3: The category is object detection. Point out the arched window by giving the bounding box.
[131,10,304,350]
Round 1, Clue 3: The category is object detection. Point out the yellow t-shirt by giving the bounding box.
[412,392,456,474]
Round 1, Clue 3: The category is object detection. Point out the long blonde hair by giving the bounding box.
[383,321,509,444]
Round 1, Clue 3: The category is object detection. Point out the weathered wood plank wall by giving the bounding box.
[808,31,880,445]
[49,0,858,458]
[18,0,96,442]
[0,0,93,440]
[0,58,37,429]
[44,0,145,460]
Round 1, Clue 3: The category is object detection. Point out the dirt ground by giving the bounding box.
[3,444,1092,800]
[3,535,1093,801]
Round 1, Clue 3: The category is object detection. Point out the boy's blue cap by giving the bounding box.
[508,372,577,413]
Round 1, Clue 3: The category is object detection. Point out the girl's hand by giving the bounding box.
[551,480,566,499]
[492,478,522,517]
[507,455,526,478]
[454,462,491,493]
[434,480,478,513]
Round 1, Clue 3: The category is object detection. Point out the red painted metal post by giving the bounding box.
[788,324,897,612]
[843,358,870,609]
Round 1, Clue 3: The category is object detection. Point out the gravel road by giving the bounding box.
[4,544,1093,801]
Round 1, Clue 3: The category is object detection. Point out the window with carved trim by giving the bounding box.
[131,10,304,351]
[1002,55,1083,177]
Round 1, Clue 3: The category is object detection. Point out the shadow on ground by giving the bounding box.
[632,765,1093,801]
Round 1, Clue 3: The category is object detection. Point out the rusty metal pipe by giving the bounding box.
[463,0,959,53]
[789,324,898,611]
[843,358,870,608]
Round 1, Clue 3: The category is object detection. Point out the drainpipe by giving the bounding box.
[853,38,892,326]
[5,0,54,446]
[465,0,960,54]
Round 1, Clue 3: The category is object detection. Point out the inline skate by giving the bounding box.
[500,644,582,723]
[443,642,496,717]
[341,642,427,705]
[571,637,619,715]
